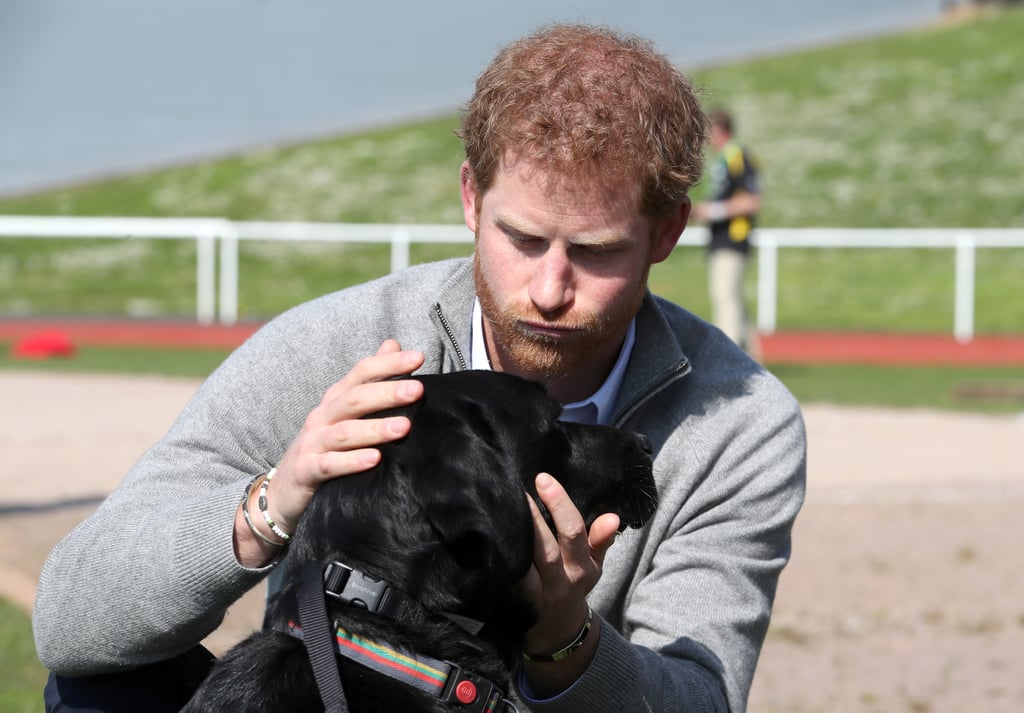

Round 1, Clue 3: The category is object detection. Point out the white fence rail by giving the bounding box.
[2,215,1022,342]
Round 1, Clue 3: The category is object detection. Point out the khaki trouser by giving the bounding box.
[708,248,749,349]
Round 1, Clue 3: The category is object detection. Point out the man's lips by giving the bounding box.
[520,321,580,339]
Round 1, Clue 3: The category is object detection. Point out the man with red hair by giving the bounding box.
[36,25,805,713]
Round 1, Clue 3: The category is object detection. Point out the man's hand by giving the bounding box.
[519,473,620,696]
[234,340,424,566]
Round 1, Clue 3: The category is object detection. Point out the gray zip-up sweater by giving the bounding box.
[34,258,806,713]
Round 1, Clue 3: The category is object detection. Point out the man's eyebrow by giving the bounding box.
[567,231,633,250]
[495,217,631,248]
[495,217,538,239]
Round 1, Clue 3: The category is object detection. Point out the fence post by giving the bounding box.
[954,232,975,343]
[391,228,410,274]
[756,232,778,335]
[218,221,239,326]
[196,227,216,325]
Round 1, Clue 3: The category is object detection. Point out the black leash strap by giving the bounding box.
[297,562,349,713]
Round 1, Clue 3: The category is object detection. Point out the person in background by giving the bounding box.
[694,108,763,355]
[34,25,805,713]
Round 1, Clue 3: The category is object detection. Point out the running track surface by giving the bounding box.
[2,318,1023,366]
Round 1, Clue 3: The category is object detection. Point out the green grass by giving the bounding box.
[1,9,1022,327]
[691,10,1024,229]
[0,598,48,713]
[0,115,467,223]
[0,343,232,377]
[649,244,1024,334]
[769,364,1024,414]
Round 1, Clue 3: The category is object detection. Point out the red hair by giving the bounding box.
[458,24,706,217]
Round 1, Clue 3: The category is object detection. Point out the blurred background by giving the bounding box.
[1,1,1021,712]
[1,0,1021,341]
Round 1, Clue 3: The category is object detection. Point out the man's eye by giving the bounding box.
[578,244,615,258]
[511,234,542,249]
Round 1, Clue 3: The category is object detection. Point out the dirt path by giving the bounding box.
[2,371,1022,712]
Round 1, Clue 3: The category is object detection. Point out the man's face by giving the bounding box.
[709,124,729,152]
[460,157,683,396]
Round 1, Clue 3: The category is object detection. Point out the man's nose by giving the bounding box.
[530,248,574,313]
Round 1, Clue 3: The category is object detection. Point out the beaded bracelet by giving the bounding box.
[241,474,286,547]
[521,605,593,663]
[257,468,293,543]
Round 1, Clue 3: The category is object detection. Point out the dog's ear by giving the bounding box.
[420,475,535,583]
[425,492,533,578]
[404,401,536,583]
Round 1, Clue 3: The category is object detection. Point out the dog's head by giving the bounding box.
[287,370,657,643]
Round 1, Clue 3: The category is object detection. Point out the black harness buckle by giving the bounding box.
[323,561,388,612]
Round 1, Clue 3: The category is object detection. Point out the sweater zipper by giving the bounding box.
[433,303,468,371]
[612,357,691,429]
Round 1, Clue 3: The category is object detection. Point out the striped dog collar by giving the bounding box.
[282,620,516,713]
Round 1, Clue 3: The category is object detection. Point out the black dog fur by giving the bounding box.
[183,370,657,712]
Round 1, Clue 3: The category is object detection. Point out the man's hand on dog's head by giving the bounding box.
[234,340,425,568]
[210,369,657,710]
[520,472,619,697]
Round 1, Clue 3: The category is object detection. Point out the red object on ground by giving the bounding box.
[11,330,76,359]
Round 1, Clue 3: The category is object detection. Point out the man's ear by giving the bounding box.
[650,197,691,264]
[460,161,479,234]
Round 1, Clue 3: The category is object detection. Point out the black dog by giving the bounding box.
[184,371,657,713]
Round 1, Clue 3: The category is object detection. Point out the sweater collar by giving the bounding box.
[432,259,692,426]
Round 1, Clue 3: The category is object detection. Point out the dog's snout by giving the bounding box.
[635,433,652,455]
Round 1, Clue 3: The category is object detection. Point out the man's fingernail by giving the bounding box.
[536,473,553,489]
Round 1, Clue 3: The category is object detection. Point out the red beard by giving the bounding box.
[473,254,645,383]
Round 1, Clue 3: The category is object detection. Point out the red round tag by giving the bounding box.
[455,680,478,704]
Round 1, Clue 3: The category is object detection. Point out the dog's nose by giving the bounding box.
[635,433,652,455]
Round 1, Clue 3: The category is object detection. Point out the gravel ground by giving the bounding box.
[2,371,1021,712]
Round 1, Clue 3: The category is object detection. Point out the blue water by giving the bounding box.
[0,0,943,197]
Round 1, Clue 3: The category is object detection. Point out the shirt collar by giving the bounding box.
[470,298,635,426]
